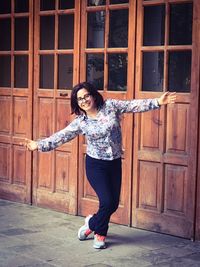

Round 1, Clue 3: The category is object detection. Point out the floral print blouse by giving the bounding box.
[37,98,160,160]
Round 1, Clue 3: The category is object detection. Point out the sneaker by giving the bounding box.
[93,234,106,249]
[78,215,93,240]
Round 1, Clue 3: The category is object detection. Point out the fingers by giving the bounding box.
[168,92,177,104]
[19,138,27,147]
[163,91,176,104]
[20,138,32,151]
[159,91,177,105]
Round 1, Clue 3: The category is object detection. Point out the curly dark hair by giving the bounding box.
[71,82,104,115]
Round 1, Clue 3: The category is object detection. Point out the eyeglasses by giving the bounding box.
[77,93,91,103]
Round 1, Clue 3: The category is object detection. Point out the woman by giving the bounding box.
[23,82,176,249]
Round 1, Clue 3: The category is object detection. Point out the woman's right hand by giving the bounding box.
[21,138,38,151]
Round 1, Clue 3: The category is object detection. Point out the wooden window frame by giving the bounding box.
[136,0,193,104]
[80,0,131,94]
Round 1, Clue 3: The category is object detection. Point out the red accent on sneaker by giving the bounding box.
[85,229,92,236]
[95,234,106,241]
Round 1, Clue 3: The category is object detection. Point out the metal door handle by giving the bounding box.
[60,92,68,97]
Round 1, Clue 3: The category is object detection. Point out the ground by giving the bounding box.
[0,199,200,267]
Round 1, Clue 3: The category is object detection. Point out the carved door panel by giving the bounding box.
[132,0,199,238]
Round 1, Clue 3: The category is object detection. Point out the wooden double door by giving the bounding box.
[0,0,199,239]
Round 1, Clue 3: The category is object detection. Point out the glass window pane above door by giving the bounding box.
[87,11,105,48]
[143,5,165,46]
[108,53,127,91]
[109,9,128,48]
[0,0,11,14]
[58,54,73,89]
[169,3,193,45]
[14,55,28,88]
[59,0,74,9]
[15,0,29,13]
[0,56,11,87]
[40,16,55,50]
[86,54,104,90]
[87,0,105,6]
[40,0,55,11]
[58,15,74,49]
[40,55,54,89]
[142,52,164,92]
[15,17,29,51]
[168,51,191,93]
[0,19,11,51]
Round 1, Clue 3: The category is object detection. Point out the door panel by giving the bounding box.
[13,145,27,185]
[164,165,188,216]
[32,0,80,214]
[0,144,10,181]
[0,0,33,203]
[132,0,199,239]
[166,104,189,155]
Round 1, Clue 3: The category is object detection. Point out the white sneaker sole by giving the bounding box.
[78,225,87,240]
[93,243,106,249]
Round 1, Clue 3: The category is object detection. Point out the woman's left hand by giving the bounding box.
[20,138,38,151]
[158,92,177,106]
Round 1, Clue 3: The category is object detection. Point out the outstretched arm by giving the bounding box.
[21,117,82,152]
[108,91,177,114]
[157,92,176,106]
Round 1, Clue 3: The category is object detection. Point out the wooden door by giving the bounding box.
[132,0,199,239]
[32,0,80,214]
[78,0,136,225]
[0,0,33,203]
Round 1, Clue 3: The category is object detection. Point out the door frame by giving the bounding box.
[0,0,34,204]
[31,0,81,214]
[194,0,200,239]
[77,0,137,226]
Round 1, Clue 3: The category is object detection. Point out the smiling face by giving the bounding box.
[77,88,96,114]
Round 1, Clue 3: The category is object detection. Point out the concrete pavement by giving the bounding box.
[0,199,200,267]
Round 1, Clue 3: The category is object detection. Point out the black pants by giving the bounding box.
[85,154,122,236]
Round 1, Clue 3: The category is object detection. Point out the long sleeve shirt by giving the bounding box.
[37,98,160,160]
